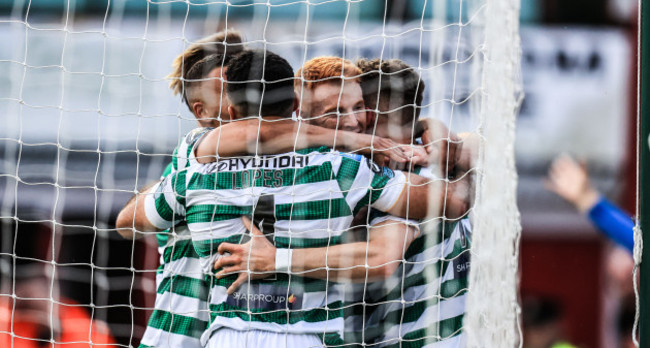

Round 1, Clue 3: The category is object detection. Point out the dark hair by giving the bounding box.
[183,53,233,105]
[225,49,295,118]
[356,58,425,121]
[167,29,245,109]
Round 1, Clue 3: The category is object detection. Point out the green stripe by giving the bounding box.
[318,332,345,346]
[173,170,187,206]
[158,275,210,301]
[274,235,343,248]
[145,309,208,339]
[208,300,344,325]
[275,198,352,221]
[187,162,334,191]
[352,172,391,215]
[193,235,247,256]
[186,199,353,224]
[156,232,169,249]
[155,192,176,222]
[171,147,179,172]
[162,238,200,263]
[162,162,173,177]
[186,204,253,223]
[336,157,361,198]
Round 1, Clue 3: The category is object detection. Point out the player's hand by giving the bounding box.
[544,154,600,213]
[421,119,462,175]
[214,216,277,294]
[372,137,430,168]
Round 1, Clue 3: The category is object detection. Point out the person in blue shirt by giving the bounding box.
[545,154,634,254]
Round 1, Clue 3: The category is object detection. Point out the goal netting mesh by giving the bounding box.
[0,0,522,347]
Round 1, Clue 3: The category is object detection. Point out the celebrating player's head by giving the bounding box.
[168,29,245,126]
[295,57,367,133]
[356,58,425,143]
[225,49,296,119]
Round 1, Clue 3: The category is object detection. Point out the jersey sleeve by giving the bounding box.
[368,208,421,237]
[171,127,213,172]
[346,156,407,214]
[588,197,634,254]
[144,171,187,230]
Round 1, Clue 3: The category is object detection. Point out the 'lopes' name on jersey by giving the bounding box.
[208,154,311,189]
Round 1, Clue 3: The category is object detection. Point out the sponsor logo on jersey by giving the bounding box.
[216,155,310,172]
[452,250,471,279]
[226,284,301,310]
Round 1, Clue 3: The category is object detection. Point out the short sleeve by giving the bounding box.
[144,172,187,230]
[172,127,213,172]
[349,156,407,214]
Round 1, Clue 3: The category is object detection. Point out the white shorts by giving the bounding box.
[206,327,324,348]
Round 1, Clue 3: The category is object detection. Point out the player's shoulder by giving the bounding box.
[181,127,214,146]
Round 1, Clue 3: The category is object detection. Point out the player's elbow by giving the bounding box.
[115,209,137,239]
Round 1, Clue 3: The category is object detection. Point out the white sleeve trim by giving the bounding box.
[144,182,175,230]
[370,215,421,238]
[371,170,407,212]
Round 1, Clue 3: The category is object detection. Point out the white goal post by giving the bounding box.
[0,0,522,347]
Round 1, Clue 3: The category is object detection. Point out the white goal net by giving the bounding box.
[0,0,522,347]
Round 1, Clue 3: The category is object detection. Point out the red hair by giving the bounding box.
[295,56,361,90]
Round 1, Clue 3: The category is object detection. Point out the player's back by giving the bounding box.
[166,145,407,344]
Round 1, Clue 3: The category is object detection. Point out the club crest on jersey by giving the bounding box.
[366,159,395,178]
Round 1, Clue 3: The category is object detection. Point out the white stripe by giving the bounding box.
[159,257,205,280]
[140,326,203,348]
[202,315,344,346]
[273,216,353,239]
[372,171,407,212]
[187,188,255,207]
[190,219,246,242]
[153,290,210,321]
[273,181,343,205]
[206,328,324,348]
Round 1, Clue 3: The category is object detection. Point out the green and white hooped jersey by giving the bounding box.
[363,165,471,348]
[139,127,212,348]
[145,148,408,346]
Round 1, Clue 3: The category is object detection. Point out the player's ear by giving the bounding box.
[228,105,239,120]
[192,101,204,119]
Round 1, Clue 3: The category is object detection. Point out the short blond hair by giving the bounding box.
[167,29,244,98]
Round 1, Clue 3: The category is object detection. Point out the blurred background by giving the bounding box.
[0,0,639,347]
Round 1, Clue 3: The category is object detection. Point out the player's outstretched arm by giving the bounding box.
[214,217,418,293]
[545,154,634,253]
[386,171,471,221]
[194,118,428,165]
[115,181,166,239]
[544,154,600,213]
